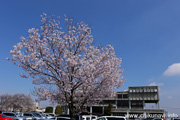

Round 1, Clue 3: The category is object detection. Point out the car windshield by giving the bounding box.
[33,113,41,117]
[1,115,7,118]
[15,113,23,117]
[39,113,46,117]
[49,114,55,117]
[56,118,70,120]
[106,117,125,120]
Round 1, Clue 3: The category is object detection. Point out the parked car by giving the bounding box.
[44,113,55,119]
[97,116,126,120]
[153,118,164,120]
[55,114,82,120]
[2,112,25,120]
[0,114,13,120]
[82,115,97,120]
[55,117,70,120]
[171,118,180,120]
[23,112,43,120]
[32,113,47,119]
[49,114,56,117]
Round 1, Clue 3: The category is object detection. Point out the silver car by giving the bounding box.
[32,113,47,119]
[23,112,43,120]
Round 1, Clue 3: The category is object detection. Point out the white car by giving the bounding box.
[44,113,55,119]
[97,116,126,120]
[55,117,70,120]
[82,115,97,120]
[23,112,42,120]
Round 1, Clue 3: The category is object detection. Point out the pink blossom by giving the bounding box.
[9,13,124,117]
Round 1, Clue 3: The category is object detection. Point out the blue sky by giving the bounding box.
[1,0,180,114]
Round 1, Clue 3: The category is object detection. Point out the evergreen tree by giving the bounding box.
[104,104,115,115]
[55,105,63,115]
[45,106,53,113]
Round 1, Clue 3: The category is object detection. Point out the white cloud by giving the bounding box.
[149,82,164,86]
[163,63,180,76]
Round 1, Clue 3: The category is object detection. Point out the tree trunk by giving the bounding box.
[69,105,75,120]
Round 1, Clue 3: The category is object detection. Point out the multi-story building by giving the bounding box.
[63,86,165,118]
[89,86,165,117]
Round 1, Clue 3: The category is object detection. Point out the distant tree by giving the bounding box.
[45,106,53,113]
[104,103,115,116]
[9,13,124,119]
[55,105,63,115]
[0,94,34,112]
[0,94,12,111]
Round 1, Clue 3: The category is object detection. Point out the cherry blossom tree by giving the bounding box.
[9,13,124,119]
[0,94,12,111]
[0,94,34,112]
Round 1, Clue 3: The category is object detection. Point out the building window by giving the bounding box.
[123,94,128,98]
[117,94,122,98]
[151,89,154,92]
[136,89,139,92]
[144,89,147,92]
[140,89,143,92]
